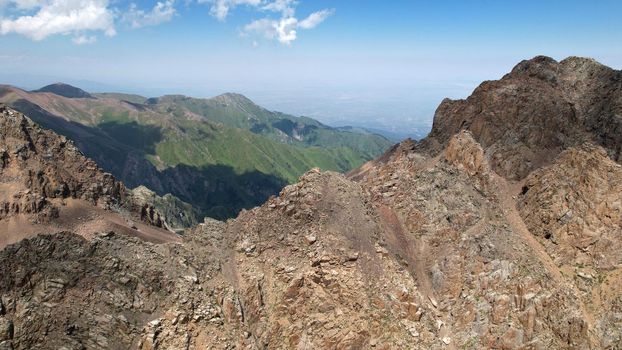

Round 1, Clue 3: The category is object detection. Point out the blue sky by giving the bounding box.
[1,0,621,134]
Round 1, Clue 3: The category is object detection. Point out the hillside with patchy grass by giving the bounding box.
[0,84,392,219]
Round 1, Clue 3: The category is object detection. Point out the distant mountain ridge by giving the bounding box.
[144,92,391,157]
[0,84,392,220]
[33,83,94,99]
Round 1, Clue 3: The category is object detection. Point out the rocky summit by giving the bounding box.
[423,56,622,180]
[1,56,621,350]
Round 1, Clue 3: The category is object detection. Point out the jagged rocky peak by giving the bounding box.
[507,55,561,82]
[506,55,614,87]
[0,105,173,247]
[421,55,622,180]
[33,83,94,99]
[0,104,123,211]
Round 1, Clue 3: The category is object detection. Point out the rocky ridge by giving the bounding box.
[423,56,622,180]
[0,105,177,248]
[0,105,124,219]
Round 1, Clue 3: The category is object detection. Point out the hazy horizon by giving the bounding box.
[0,72,480,138]
[1,0,621,137]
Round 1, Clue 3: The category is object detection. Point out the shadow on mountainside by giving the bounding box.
[120,159,287,220]
[9,98,287,221]
[97,121,162,155]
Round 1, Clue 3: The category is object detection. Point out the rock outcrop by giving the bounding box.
[128,186,200,232]
[423,56,622,180]
[0,105,175,248]
[519,144,622,269]
[0,105,124,219]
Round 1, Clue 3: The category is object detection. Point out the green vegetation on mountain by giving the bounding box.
[149,93,390,158]
[0,84,392,220]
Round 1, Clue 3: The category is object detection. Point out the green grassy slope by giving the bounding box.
[149,93,392,156]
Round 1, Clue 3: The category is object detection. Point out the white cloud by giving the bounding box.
[72,33,96,44]
[203,0,299,21]
[200,0,261,21]
[0,0,116,41]
[243,16,297,44]
[200,0,334,44]
[261,0,294,17]
[124,0,176,28]
[0,0,332,44]
[241,5,334,45]
[298,8,333,29]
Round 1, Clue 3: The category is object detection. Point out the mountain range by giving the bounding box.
[0,56,621,349]
[0,85,391,222]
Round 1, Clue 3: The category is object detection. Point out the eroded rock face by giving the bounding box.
[0,105,168,231]
[353,133,599,349]
[519,144,622,269]
[517,144,622,347]
[443,130,488,176]
[423,56,622,180]
[0,105,124,219]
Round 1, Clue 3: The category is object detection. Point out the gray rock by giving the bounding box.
[0,318,13,342]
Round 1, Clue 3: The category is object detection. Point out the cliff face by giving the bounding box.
[0,105,124,218]
[1,56,622,349]
[0,105,175,248]
[424,56,622,180]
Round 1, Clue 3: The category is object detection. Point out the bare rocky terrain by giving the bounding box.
[0,105,177,248]
[1,55,621,349]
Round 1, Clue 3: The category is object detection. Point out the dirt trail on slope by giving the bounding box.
[492,174,564,282]
[491,173,597,342]
[0,198,180,249]
[378,205,435,302]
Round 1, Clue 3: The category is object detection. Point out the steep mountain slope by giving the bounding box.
[150,93,390,157]
[1,56,621,349]
[0,86,391,219]
[0,105,178,248]
[421,56,622,180]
